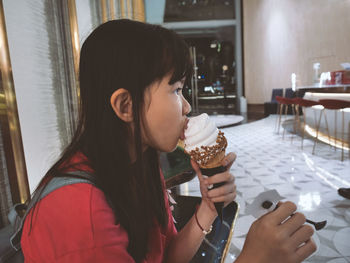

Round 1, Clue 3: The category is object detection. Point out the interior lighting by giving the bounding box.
[319,72,331,86]
[313,63,320,84]
[305,92,350,98]
[291,73,296,91]
[204,86,215,93]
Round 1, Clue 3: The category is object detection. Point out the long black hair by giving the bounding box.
[29,19,193,262]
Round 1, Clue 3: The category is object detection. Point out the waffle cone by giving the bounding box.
[199,150,226,169]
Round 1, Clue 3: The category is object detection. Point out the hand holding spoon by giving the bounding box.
[262,201,327,231]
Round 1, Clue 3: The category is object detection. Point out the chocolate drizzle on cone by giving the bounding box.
[187,131,227,166]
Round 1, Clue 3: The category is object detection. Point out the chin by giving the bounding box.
[169,145,178,153]
[161,142,178,153]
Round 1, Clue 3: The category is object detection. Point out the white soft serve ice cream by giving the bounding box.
[184,113,219,152]
[181,113,227,167]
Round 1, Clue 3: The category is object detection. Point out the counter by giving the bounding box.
[302,92,350,150]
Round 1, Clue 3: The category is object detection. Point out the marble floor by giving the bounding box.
[177,115,350,263]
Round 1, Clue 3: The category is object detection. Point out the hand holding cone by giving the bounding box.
[179,113,228,220]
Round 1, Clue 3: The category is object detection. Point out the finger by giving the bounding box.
[208,183,236,198]
[205,171,234,185]
[270,201,297,225]
[257,201,284,222]
[222,152,237,169]
[211,192,236,203]
[290,225,314,249]
[199,185,209,198]
[295,238,317,262]
[281,212,306,236]
[199,177,210,197]
[191,159,204,181]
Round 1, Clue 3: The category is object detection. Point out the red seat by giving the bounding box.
[284,97,298,105]
[318,99,350,110]
[294,98,319,107]
[275,96,297,105]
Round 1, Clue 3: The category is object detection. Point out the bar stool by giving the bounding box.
[275,96,285,134]
[313,99,350,161]
[275,96,297,139]
[294,98,320,149]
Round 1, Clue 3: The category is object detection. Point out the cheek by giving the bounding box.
[158,101,181,132]
[154,98,183,149]
[169,97,183,125]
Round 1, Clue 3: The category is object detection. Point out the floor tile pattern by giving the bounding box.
[178,115,350,263]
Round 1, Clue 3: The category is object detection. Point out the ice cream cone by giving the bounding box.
[183,131,227,167]
[180,113,228,221]
[186,133,227,220]
[199,149,226,169]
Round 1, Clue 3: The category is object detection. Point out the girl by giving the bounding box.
[21,19,316,262]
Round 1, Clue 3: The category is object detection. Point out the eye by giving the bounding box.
[175,87,183,95]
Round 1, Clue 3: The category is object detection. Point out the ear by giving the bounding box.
[110,88,133,122]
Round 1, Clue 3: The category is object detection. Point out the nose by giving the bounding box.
[182,96,191,115]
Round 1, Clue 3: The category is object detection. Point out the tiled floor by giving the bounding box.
[177,115,350,263]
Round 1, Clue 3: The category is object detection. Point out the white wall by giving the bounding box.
[2,1,105,193]
[243,0,350,104]
[3,0,67,193]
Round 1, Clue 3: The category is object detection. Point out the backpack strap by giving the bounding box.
[9,170,96,251]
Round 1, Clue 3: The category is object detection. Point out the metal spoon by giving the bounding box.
[262,201,327,231]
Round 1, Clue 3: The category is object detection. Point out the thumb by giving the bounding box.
[191,159,204,181]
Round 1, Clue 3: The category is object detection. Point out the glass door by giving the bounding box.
[162,0,243,115]
[185,27,237,115]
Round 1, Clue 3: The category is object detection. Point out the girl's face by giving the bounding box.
[142,74,191,152]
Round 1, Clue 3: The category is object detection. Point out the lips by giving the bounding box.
[180,130,185,140]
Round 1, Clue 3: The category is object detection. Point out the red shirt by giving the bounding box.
[21,152,177,262]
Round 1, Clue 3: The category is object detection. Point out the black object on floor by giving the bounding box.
[338,188,350,199]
